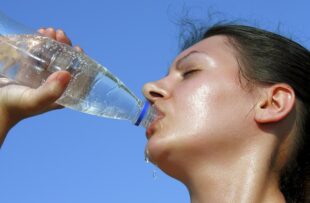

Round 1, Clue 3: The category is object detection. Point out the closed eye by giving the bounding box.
[182,69,200,79]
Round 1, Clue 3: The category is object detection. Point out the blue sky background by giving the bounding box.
[0,1,309,203]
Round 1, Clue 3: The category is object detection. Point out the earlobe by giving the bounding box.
[254,84,295,124]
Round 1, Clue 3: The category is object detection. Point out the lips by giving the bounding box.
[146,105,164,139]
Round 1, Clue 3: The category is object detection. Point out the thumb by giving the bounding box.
[23,71,71,115]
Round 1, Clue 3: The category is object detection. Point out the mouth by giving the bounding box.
[146,106,164,139]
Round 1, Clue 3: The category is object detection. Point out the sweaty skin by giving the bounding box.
[143,36,290,203]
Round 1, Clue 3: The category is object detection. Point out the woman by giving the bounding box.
[142,25,309,203]
[0,25,309,202]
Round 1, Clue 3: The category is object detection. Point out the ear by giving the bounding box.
[254,84,295,124]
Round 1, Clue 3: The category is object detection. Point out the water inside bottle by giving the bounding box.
[0,34,142,122]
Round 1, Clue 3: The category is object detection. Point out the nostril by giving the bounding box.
[150,91,163,98]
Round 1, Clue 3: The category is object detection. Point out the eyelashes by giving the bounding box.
[182,69,200,79]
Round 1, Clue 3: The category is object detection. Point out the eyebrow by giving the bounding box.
[175,50,201,70]
[165,50,202,76]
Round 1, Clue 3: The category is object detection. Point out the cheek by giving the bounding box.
[172,79,253,150]
[187,85,211,127]
[175,84,212,137]
[146,77,254,164]
[146,84,212,163]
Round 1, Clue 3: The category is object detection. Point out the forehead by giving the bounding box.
[172,35,238,69]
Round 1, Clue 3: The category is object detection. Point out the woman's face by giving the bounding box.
[143,36,259,177]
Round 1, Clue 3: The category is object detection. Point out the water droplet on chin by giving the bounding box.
[144,149,150,163]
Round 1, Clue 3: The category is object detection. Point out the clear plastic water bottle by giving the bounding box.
[0,11,157,128]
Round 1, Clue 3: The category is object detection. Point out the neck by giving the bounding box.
[182,135,286,203]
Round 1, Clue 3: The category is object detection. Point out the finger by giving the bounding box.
[22,71,71,115]
[37,28,46,35]
[38,102,65,114]
[56,29,72,46]
[74,45,84,52]
[44,27,57,39]
[49,103,64,110]
[0,77,18,88]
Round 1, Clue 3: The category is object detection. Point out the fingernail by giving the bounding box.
[47,27,54,32]
[37,28,45,33]
[46,72,59,84]
[55,71,71,86]
[57,29,65,36]
[74,46,83,52]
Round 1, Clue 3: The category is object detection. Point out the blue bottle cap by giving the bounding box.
[134,102,149,126]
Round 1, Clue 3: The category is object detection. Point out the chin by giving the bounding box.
[146,134,173,164]
[146,135,183,171]
[147,140,189,181]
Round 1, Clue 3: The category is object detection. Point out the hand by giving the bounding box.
[0,28,82,146]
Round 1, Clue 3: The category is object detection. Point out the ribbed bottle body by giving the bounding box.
[0,34,152,125]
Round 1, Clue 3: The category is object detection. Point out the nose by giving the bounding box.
[142,80,170,104]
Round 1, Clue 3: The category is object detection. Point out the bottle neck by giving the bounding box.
[134,102,157,129]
